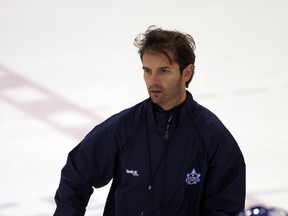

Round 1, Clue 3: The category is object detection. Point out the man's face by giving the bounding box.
[142,52,190,110]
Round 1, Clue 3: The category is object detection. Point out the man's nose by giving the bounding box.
[149,72,160,84]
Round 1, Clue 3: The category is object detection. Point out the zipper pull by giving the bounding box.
[164,115,172,140]
[148,184,152,191]
[164,129,169,140]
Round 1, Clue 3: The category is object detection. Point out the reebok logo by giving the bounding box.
[126,169,139,176]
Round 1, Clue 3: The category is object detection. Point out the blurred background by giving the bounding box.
[0,0,287,215]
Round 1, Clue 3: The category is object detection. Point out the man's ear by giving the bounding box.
[183,64,194,81]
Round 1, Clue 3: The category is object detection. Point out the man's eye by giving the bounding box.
[144,69,151,74]
[159,69,169,74]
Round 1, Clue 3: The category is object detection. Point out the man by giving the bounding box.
[54,26,245,216]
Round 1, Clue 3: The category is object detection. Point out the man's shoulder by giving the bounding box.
[184,93,227,132]
[101,98,150,126]
[83,98,150,141]
[117,98,150,117]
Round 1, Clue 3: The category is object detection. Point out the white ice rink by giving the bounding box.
[0,0,288,215]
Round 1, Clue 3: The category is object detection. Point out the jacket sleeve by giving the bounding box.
[53,117,123,216]
[202,128,246,216]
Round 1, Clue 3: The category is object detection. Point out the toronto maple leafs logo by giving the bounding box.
[185,169,201,185]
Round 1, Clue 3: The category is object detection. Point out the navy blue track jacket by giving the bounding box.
[54,91,246,216]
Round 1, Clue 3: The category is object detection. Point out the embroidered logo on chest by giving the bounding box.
[185,169,201,185]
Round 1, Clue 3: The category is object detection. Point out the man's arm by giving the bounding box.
[202,130,246,216]
[53,121,121,216]
[54,145,95,216]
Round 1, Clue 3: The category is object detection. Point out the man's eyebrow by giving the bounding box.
[142,66,170,70]
[159,66,170,69]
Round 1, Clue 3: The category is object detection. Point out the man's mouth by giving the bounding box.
[151,90,161,93]
[149,85,163,96]
[150,89,162,95]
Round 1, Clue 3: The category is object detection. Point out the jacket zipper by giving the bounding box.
[161,115,172,216]
[142,114,172,216]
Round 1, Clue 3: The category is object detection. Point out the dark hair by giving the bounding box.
[134,26,196,87]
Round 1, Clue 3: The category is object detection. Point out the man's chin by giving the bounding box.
[150,98,163,107]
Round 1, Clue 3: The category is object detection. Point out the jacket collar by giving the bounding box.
[145,91,194,134]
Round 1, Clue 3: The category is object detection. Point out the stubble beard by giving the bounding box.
[148,78,183,110]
